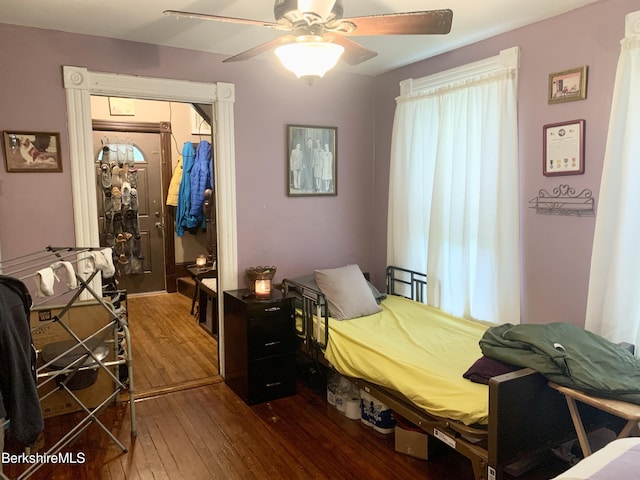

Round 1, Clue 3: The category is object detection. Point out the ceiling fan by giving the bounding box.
[164,0,453,81]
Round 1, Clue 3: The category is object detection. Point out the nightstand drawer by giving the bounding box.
[248,314,295,360]
[248,354,296,404]
[247,301,287,318]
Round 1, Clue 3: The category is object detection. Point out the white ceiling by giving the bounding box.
[1,0,601,76]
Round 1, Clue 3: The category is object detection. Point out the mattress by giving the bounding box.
[323,295,490,425]
[552,438,640,479]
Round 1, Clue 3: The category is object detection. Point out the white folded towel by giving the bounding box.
[50,261,78,289]
[35,267,58,297]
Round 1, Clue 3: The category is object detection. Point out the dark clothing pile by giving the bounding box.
[480,322,640,404]
[0,275,44,445]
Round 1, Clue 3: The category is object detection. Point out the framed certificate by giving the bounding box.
[543,119,585,176]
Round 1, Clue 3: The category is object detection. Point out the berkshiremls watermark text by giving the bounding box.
[2,451,86,465]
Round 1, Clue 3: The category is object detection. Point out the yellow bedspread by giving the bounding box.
[324,295,490,425]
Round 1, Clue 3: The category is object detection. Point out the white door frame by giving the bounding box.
[63,66,237,376]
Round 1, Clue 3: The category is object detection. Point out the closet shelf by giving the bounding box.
[529,184,595,217]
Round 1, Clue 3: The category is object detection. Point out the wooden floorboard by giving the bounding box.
[127,292,219,393]
[3,293,573,479]
[4,380,572,480]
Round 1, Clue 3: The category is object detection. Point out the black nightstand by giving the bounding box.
[223,289,296,404]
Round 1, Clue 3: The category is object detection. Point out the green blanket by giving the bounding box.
[480,322,640,404]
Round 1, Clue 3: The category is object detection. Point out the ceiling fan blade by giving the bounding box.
[326,35,377,66]
[163,10,285,30]
[341,9,453,36]
[222,35,296,63]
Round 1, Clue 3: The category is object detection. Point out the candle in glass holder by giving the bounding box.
[255,279,272,298]
[195,254,207,267]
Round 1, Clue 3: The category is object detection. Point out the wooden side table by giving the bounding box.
[187,265,218,315]
[549,382,640,457]
[198,277,218,336]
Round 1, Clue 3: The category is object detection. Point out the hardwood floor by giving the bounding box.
[127,292,219,393]
[3,293,573,479]
[4,381,571,480]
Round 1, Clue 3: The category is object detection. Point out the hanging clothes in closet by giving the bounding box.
[175,142,195,237]
[188,140,212,230]
[175,141,211,236]
[166,155,183,207]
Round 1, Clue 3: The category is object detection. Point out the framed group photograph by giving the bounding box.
[543,119,585,176]
[3,131,63,172]
[287,124,337,196]
[548,66,588,104]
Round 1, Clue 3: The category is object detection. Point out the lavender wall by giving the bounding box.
[0,24,375,286]
[372,0,637,327]
[2,0,634,323]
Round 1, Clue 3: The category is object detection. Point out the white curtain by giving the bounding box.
[387,57,520,325]
[585,13,640,347]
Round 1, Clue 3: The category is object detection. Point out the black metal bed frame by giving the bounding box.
[282,266,606,480]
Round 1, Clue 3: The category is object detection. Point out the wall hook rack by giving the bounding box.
[529,184,595,216]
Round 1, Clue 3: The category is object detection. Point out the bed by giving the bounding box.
[283,265,617,480]
[552,437,640,479]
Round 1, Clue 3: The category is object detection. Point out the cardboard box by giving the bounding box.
[30,301,113,349]
[31,301,121,418]
[394,418,429,460]
[38,368,116,418]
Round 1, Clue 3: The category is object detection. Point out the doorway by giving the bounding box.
[91,118,220,392]
[63,67,238,377]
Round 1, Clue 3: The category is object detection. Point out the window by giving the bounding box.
[387,47,520,324]
[98,144,145,163]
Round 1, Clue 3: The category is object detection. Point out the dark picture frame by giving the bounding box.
[543,119,585,176]
[548,66,588,104]
[287,124,337,196]
[3,131,63,172]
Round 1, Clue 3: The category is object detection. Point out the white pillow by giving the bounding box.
[314,264,382,320]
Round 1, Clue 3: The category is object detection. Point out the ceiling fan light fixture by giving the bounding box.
[275,41,344,82]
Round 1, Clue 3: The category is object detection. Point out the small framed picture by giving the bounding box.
[3,131,63,172]
[287,125,337,196]
[543,120,585,176]
[108,97,135,116]
[548,66,588,104]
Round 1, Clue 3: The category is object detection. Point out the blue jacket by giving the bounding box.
[188,141,212,229]
[176,142,195,237]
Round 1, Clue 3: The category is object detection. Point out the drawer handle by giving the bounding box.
[264,341,281,347]
[264,306,281,312]
[265,381,282,388]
